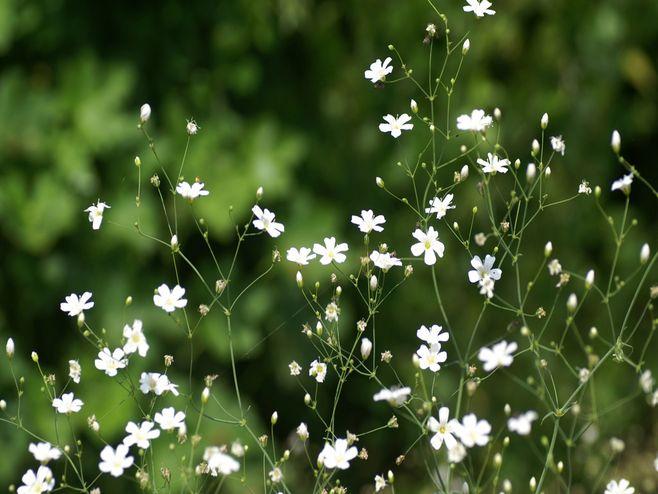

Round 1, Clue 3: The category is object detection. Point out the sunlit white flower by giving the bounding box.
[411,227,445,265]
[139,372,179,396]
[478,153,509,174]
[351,210,386,233]
[94,348,128,377]
[122,319,149,357]
[416,344,447,372]
[203,447,240,476]
[427,407,459,450]
[325,302,339,322]
[548,258,562,276]
[123,421,160,449]
[269,467,283,483]
[550,136,566,156]
[611,174,633,194]
[60,292,94,317]
[468,255,502,284]
[478,274,496,299]
[313,237,349,265]
[375,475,387,492]
[17,466,55,494]
[379,114,413,138]
[416,324,449,346]
[29,443,61,464]
[286,247,316,265]
[154,407,186,431]
[364,57,393,83]
[463,0,495,17]
[578,180,592,195]
[99,444,134,477]
[186,119,199,135]
[318,438,358,470]
[252,205,285,237]
[456,109,493,132]
[289,361,302,376]
[176,181,209,201]
[507,411,538,436]
[309,359,327,383]
[373,386,411,407]
[153,284,187,313]
[604,479,635,494]
[639,370,654,394]
[84,201,111,230]
[370,251,402,271]
[68,360,81,384]
[425,194,455,219]
[52,392,83,414]
[454,414,491,447]
[478,340,518,372]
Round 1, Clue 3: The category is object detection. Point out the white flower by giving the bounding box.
[507,411,538,435]
[268,467,283,483]
[153,284,187,313]
[579,180,592,195]
[139,103,151,123]
[176,181,209,201]
[139,372,179,396]
[611,130,621,153]
[639,370,654,394]
[456,109,493,132]
[60,292,94,317]
[364,57,393,83]
[325,302,339,322]
[122,319,149,357]
[252,205,285,237]
[231,441,245,457]
[370,251,402,271]
[286,247,316,265]
[411,227,445,265]
[123,421,160,449]
[605,479,635,494]
[611,174,633,194]
[373,386,411,407]
[351,210,386,233]
[318,438,358,470]
[416,344,447,372]
[477,153,509,174]
[94,348,128,377]
[297,422,309,441]
[550,136,566,156]
[203,447,240,476]
[468,255,502,284]
[99,444,134,477]
[379,114,413,138]
[29,443,62,464]
[448,442,467,463]
[360,337,373,360]
[375,475,387,492]
[154,407,186,431]
[478,340,518,372]
[52,392,83,414]
[425,194,455,219]
[289,361,302,376]
[84,201,111,230]
[68,360,81,384]
[313,237,349,265]
[463,0,495,17]
[548,258,562,276]
[478,275,496,299]
[416,324,449,346]
[309,359,327,383]
[186,119,199,135]
[427,407,459,450]
[17,466,55,494]
[454,414,491,447]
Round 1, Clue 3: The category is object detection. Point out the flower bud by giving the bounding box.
[134,156,141,167]
[557,460,564,473]
[531,139,540,156]
[360,337,373,360]
[410,99,418,114]
[530,477,537,492]
[640,243,650,264]
[388,470,395,483]
[201,387,210,404]
[544,166,551,177]
[297,422,309,441]
[6,338,14,359]
[494,107,501,121]
[296,271,303,288]
[370,275,378,291]
[271,411,278,425]
[171,235,179,251]
[304,393,311,405]
[494,453,502,467]
[376,177,385,188]
[0,399,6,411]
[544,241,553,257]
[611,130,621,154]
[541,112,549,129]
[256,186,264,199]
[585,269,595,289]
[567,293,578,312]
[526,163,536,183]
[589,327,598,339]
[125,296,133,306]
[462,39,470,55]
[31,351,38,363]
[140,103,151,123]
[504,403,511,416]
[460,164,469,181]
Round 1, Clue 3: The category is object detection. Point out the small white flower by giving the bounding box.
[94,348,128,377]
[52,392,83,414]
[176,181,209,201]
[507,411,538,435]
[68,360,81,384]
[122,319,149,357]
[318,438,358,470]
[289,361,302,376]
[313,237,349,265]
[325,302,340,322]
[447,442,467,463]
[578,368,590,383]
[309,359,327,383]
[297,422,309,441]
[478,340,518,372]
[453,414,491,447]
[364,57,393,83]
[373,386,411,407]
[351,210,386,233]
[140,103,151,123]
[416,324,449,346]
[286,247,316,265]
[268,467,283,483]
[231,441,245,457]
[252,205,285,237]
[548,259,562,276]
[60,292,94,317]
[154,407,186,431]
[186,119,199,135]
[456,109,493,132]
[203,447,240,476]
[29,443,62,464]
[416,344,447,372]
[578,180,592,195]
[477,153,510,174]
[99,444,134,477]
[84,201,111,230]
[123,421,160,449]
[550,136,566,156]
[639,370,654,394]
[379,114,414,138]
[17,466,55,494]
[478,274,496,299]
[468,255,502,284]
[604,479,635,494]
[153,284,187,313]
[375,475,387,492]
[611,174,633,194]
[425,194,455,219]
[139,372,179,396]
[463,0,495,17]
[427,407,459,450]
[411,227,445,265]
[370,250,402,271]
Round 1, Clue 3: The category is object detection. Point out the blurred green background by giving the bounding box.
[1,0,657,492]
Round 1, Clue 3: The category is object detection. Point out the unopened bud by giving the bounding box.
[6,338,14,359]
[611,130,621,154]
[376,177,385,188]
[541,112,549,129]
[296,271,303,288]
[410,99,418,114]
[140,103,151,123]
[526,163,536,182]
[544,241,553,257]
[462,39,470,55]
[640,243,650,264]
[360,338,373,360]
[585,269,595,289]
[256,186,264,199]
[201,387,210,404]
[567,293,578,312]
[271,411,278,425]
[31,351,38,363]
[370,275,378,291]
[460,164,469,181]
[531,139,540,156]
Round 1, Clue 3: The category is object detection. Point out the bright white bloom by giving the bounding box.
[60,292,94,317]
[140,103,151,122]
[425,194,455,219]
[370,251,402,271]
[456,109,493,132]
[640,243,650,264]
[427,407,459,450]
[318,438,358,470]
[611,174,633,194]
[478,340,518,372]
[186,119,199,135]
[373,386,411,407]
[122,319,149,357]
[309,359,327,383]
[548,258,562,276]
[29,443,62,464]
[448,442,467,463]
[230,441,245,457]
[99,444,134,477]
[154,407,186,431]
[375,475,387,492]
[94,348,128,377]
[17,466,55,494]
[550,136,566,156]
[52,392,83,414]
[416,344,447,372]
[252,205,285,237]
[286,247,316,265]
[84,201,111,230]
[176,181,209,201]
[468,255,502,284]
[507,411,538,435]
[139,372,179,396]
[360,337,373,359]
[364,57,393,83]
[153,284,187,313]
[351,210,386,233]
[478,274,496,299]
[477,153,510,174]
[411,227,445,265]
[68,360,81,384]
[6,337,14,358]
[297,422,309,441]
[268,467,283,483]
[123,421,160,449]
[203,447,240,476]
[463,0,495,17]
[639,370,654,394]
[454,414,491,447]
[579,180,592,195]
[289,361,302,376]
[416,324,449,346]
[325,302,339,322]
[579,368,590,383]
[611,130,621,153]
[379,114,413,138]
[604,479,635,494]
[313,237,349,265]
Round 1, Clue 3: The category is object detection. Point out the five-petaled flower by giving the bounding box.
[453,414,491,447]
[364,57,393,83]
[52,392,83,414]
[123,421,160,449]
[318,438,358,470]
[17,466,55,494]
[98,444,134,477]
[252,205,285,237]
[154,407,186,431]
[456,109,493,131]
[611,174,633,194]
[60,292,94,317]
[463,0,495,17]
[153,284,188,313]
[286,247,316,265]
[477,153,509,174]
[428,407,459,450]
[94,347,128,377]
[84,201,111,230]
[351,210,386,233]
[478,340,518,372]
[379,114,413,138]
[507,411,538,436]
[313,237,349,265]
[122,319,149,357]
[415,344,447,372]
[411,227,445,265]
[176,181,209,201]
[426,194,455,219]
[417,324,450,346]
[604,479,635,494]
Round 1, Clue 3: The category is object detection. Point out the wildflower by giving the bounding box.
[351,210,386,233]
[28,443,62,464]
[153,284,187,313]
[318,438,358,470]
[456,109,492,132]
[286,247,316,265]
[548,259,562,276]
[94,348,128,377]
[551,136,566,156]
[186,119,199,135]
[415,344,447,372]
[478,340,518,372]
[507,411,538,435]
[325,302,340,322]
[448,442,467,463]
[139,104,151,123]
[370,251,402,271]
[411,227,445,265]
[416,324,449,346]
[176,181,209,201]
[203,447,240,476]
[252,205,285,237]
[289,361,302,376]
[373,386,411,407]
[468,255,502,284]
[364,57,393,83]
[379,114,413,138]
[122,319,149,357]
[297,422,309,441]
[611,174,633,194]
[313,237,349,265]
[639,370,654,394]
[427,407,459,450]
[68,360,81,384]
[578,180,592,195]
[99,444,134,477]
[474,233,486,246]
[375,475,387,492]
[604,479,635,494]
[123,421,160,449]
[579,368,590,383]
[477,153,509,174]
[309,359,327,383]
[230,441,245,457]
[154,407,186,431]
[17,466,55,494]
[425,194,455,219]
[84,201,111,230]
[454,414,491,447]
[52,392,83,414]
[269,467,283,483]
[60,292,94,317]
[139,372,179,396]
[360,338,373,359]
